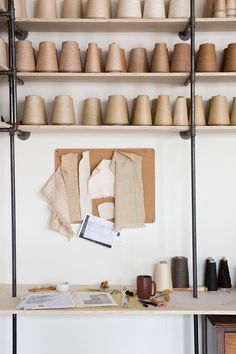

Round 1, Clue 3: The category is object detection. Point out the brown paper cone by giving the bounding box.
[116,0,142,18]
[154,95,172,125]
[104,95,129,125]
[208,95,230,125]
[98,48,105,72]
[85,0,111,18]
[36,41,58,72]
[128,48,149,72]
[35,0,58,18]
[0,0,6,11]
[230,97,236,125]
[204,0,214,17]
[214,0,226,17]
[132,95,152,125]
[62,0,83,18]
[16,40,36,72]
[143,0,166,18]
[151,43,170,72]
[196,43,218,72]
[223,43,236,72]
[168,0,190,17]
[82,98,103,125]
[226,0,236,16]
[15,0,27,18]
[105,43,123,72]
[189,96,206,126]
[170,44,191,72]
[51,96,76,125]
[85,43,101,73]
[120,48,127,72]
[22,96,48,125]
[59,41,82,72]
[0,38,8,69]
[173,96,189,125]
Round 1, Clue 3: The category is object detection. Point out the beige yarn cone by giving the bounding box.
[82,98,103,125]
[208,96,230,125]
[196,43,218,72]
[59,41,82,73]
[15,0,27,18]
[117,0,142,18]
[154,261,173,292]
[143,0,166,18]
[22,96,47,125]
[128,48,149,72]
[35,0,58,18]
[105,43,123,72]
[85,0,111,18]
[226,0,236,16]
[170,44,191,72]
[154,95,172,125]
[36,42,58,72]
[223,43,236,71]
[16,40,36,72]
[0,38,8,69]
[204,0,214,17]
[51,96,76,125]
[120,48,127,72]
[173,97,189,125]
[189,96,206,126]
[214,0,226,17]
[230,97,236,125]
[62,0,83,18]
[0,0,6,11]
[168,0,190,17]
[132,95,152,126]
[85,43,101,73]
[104,95,129,125]
[151,43,170,73]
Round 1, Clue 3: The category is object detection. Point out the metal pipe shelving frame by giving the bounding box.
[0,0,199,353]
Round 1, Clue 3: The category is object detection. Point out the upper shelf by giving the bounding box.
[0,122,10,128]
[14,18,236,33]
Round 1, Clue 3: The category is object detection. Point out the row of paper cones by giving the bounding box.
[4,0,190,19]
[204,0,236,17]
[21,94,236,126]
[15,41,192,73]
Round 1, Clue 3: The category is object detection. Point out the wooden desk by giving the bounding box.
[207,315,236,354]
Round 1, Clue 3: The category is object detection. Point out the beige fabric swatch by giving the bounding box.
[111,151,145,231]
[79,151,92,219]
[41,167,73,239]
[98,202,115,220]
[88,159,115,199]
[61,153,81,223]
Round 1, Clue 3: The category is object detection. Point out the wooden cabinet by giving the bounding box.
[207,316,236,354]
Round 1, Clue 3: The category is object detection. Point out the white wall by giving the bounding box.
[0,0,236,353]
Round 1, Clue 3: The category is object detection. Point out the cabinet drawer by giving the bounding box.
[225,333,236,354]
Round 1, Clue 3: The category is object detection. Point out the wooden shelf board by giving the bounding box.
[0,122,10,128]
[0,64,9,71]
[196,18,236,31]
[1,285,236,315]
[196,126,236,132]
[15,18,189,32]
[196,72,236,82]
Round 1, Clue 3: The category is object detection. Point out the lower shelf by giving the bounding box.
[0,285,236,315]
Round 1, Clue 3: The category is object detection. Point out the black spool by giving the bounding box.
[218,257,232,289]
[206,259,218,291]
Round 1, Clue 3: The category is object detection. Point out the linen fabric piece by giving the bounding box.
[79,151,93,219]
[88,159,115,198]
[41,167,73,239]
[111,151,145,231]
[61,153,81,223]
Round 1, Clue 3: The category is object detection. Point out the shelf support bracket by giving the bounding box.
[180,130,191,140]
[17,130,30,140]
[17,77,24,85]
[179,23,191,41]
[14,24,28,41]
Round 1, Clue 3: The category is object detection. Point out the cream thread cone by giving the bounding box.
[189,96,206,126]
[51,96,76,125]
[154,261,173,292]
[230,97,236,125]
[22,96,48,125]
[214,0,227,17]
[128,48,149,72]
[132,95,152,126]
[82,98,103,125]
[154,95,172,125]
[62,0,83,18]
[117,0,142,18]
[36,41,58,72]
[85,43,101,73]
[16,40,36,72]
[143,0,166,18]
[208,95,230,125]
[59,41,82,73]
[168,0,190,17]
[151,43,170,72]
[104,95,129,125]
[0,38,8,69]
[171,44,191,72]
[0,0,6,11]
[35,0,58,18]
[15,0,27,18]
[173,96,189,125]
[85,0,112,18]
[105,43,123,72]
[226,0,236,16]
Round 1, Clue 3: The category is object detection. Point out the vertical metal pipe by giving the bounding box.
[12,315,17,354]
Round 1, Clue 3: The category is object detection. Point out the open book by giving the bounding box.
[17,291,118,310]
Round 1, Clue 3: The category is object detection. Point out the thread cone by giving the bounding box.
[151,43,170,72]
[0,38,8,69]
[218,258,232,289]
[16,40,36,72]
[194,95,206,125]
[85,0,111,18]
[36,41,58,72]
[105,43,123,72]
[231,97,236,125]
[62,0,83,18]
[154,95,172,125]
[226,0,236,16]
[128,48,149,72]
[85,43,101,73]
[104,95,129,125]
[214,0,226,17]
[223,43,236,71]
[154,261,173,292]
[117,0,142,18]
[35,0,58,18]
[173,97,189,125]
[0,0,6,11]
[120,48,127,72]
[82,98,103,125]
[143,0,166,18]
[132,95,152,126]
[208,95,230,125]
[168,0,190,17]
[204,0,214,17]
[22,96,48,125]
[51,96,76,125]
[196,43,218,72]
[59,41,82,72]
[170,44,191,72]
[15,0,27,18]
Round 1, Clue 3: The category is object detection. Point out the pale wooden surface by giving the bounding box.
[1,285,236,315]
[0,63,8,70]
[196,73,236,82]
[225,333,236,354]
[196,18,236,31]
[0,121,10,128]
